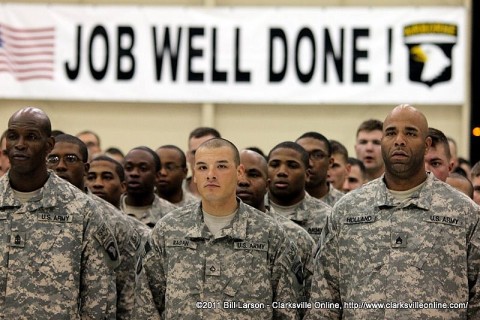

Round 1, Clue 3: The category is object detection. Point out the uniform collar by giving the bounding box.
[185,199,248,241]
[374,173,433,211]
[290,193,312,224]
[0,171,74,211]
[266,192,310,224]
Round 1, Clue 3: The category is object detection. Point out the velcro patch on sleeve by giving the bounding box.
[94,222,120,263]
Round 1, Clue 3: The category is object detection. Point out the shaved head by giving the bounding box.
[381,104,431,190]
[384,104,429,140]
[9,107,52,137]
[237,149,268,211]
[6,107,54,191]
[240,149,267,174]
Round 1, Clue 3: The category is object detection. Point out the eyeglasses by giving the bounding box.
[309,150,328,161]
[46,154,82,165]
[163,163,183,172]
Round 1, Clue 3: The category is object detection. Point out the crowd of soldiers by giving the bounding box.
[0,104,479,319]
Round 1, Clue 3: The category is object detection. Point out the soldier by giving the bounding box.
[87,155,127,209]
[236,149,270,212]
[446,173,474,199]
[295,132,343,206]
[447,136,460,172]
[342,157,367,193]
[136,138,303,319]
[267,141,332,243]
[155,145,197,207]
[0,130,10,177]
[471,161,480,205]
[425,127,453,182]
[327,140,351,193]
[120,146,176,228]
[0,107,118,318]
[458,157,472,178]
[105,147,125,164]
[236,149,315,308]
[87,155,151,241]
[354,119,385,181]
[76,129,102,161]
[306,104,480,319]
[47,133,145,319]
[184,127,221,198]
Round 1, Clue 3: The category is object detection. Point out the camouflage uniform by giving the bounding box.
[124,213,152,242]
[182,177,200,199]
[306,173,480,319]
[320,185,344,207]
[135,201,304,319]
[174,190,198,207]
[269,193,332,244]
[119,194,177,228]
[266,210,315,313]
[88,191,146,319]
[0,172,119,319]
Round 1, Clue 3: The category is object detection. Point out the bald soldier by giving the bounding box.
[0,107,118,318]
[306,104,480,319]
[135,138,303,319]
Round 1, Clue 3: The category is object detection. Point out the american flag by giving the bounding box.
[0,23,55,81]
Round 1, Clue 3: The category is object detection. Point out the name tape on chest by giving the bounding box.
[233,241,268,252]
[426,215,462,226]
[38,213,73,223]
[307,227,323,234]
[166,239,197,250]
[344,215,377,224]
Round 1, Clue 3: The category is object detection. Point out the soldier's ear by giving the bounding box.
[425,136,432,154]
[237,164,245,178]
[120,181,127,193]
[182,166,188,178]
[83,163,90,176]
[46,136,55,154]
[155,170,161,181]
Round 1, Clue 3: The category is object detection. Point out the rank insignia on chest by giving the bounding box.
[391,231,408,248]
[9,232,26,248]
[206,264,221,276]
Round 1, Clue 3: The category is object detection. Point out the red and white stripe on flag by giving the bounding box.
[0,23,55,81]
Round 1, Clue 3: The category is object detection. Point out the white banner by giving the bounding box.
[0,4,466,104]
